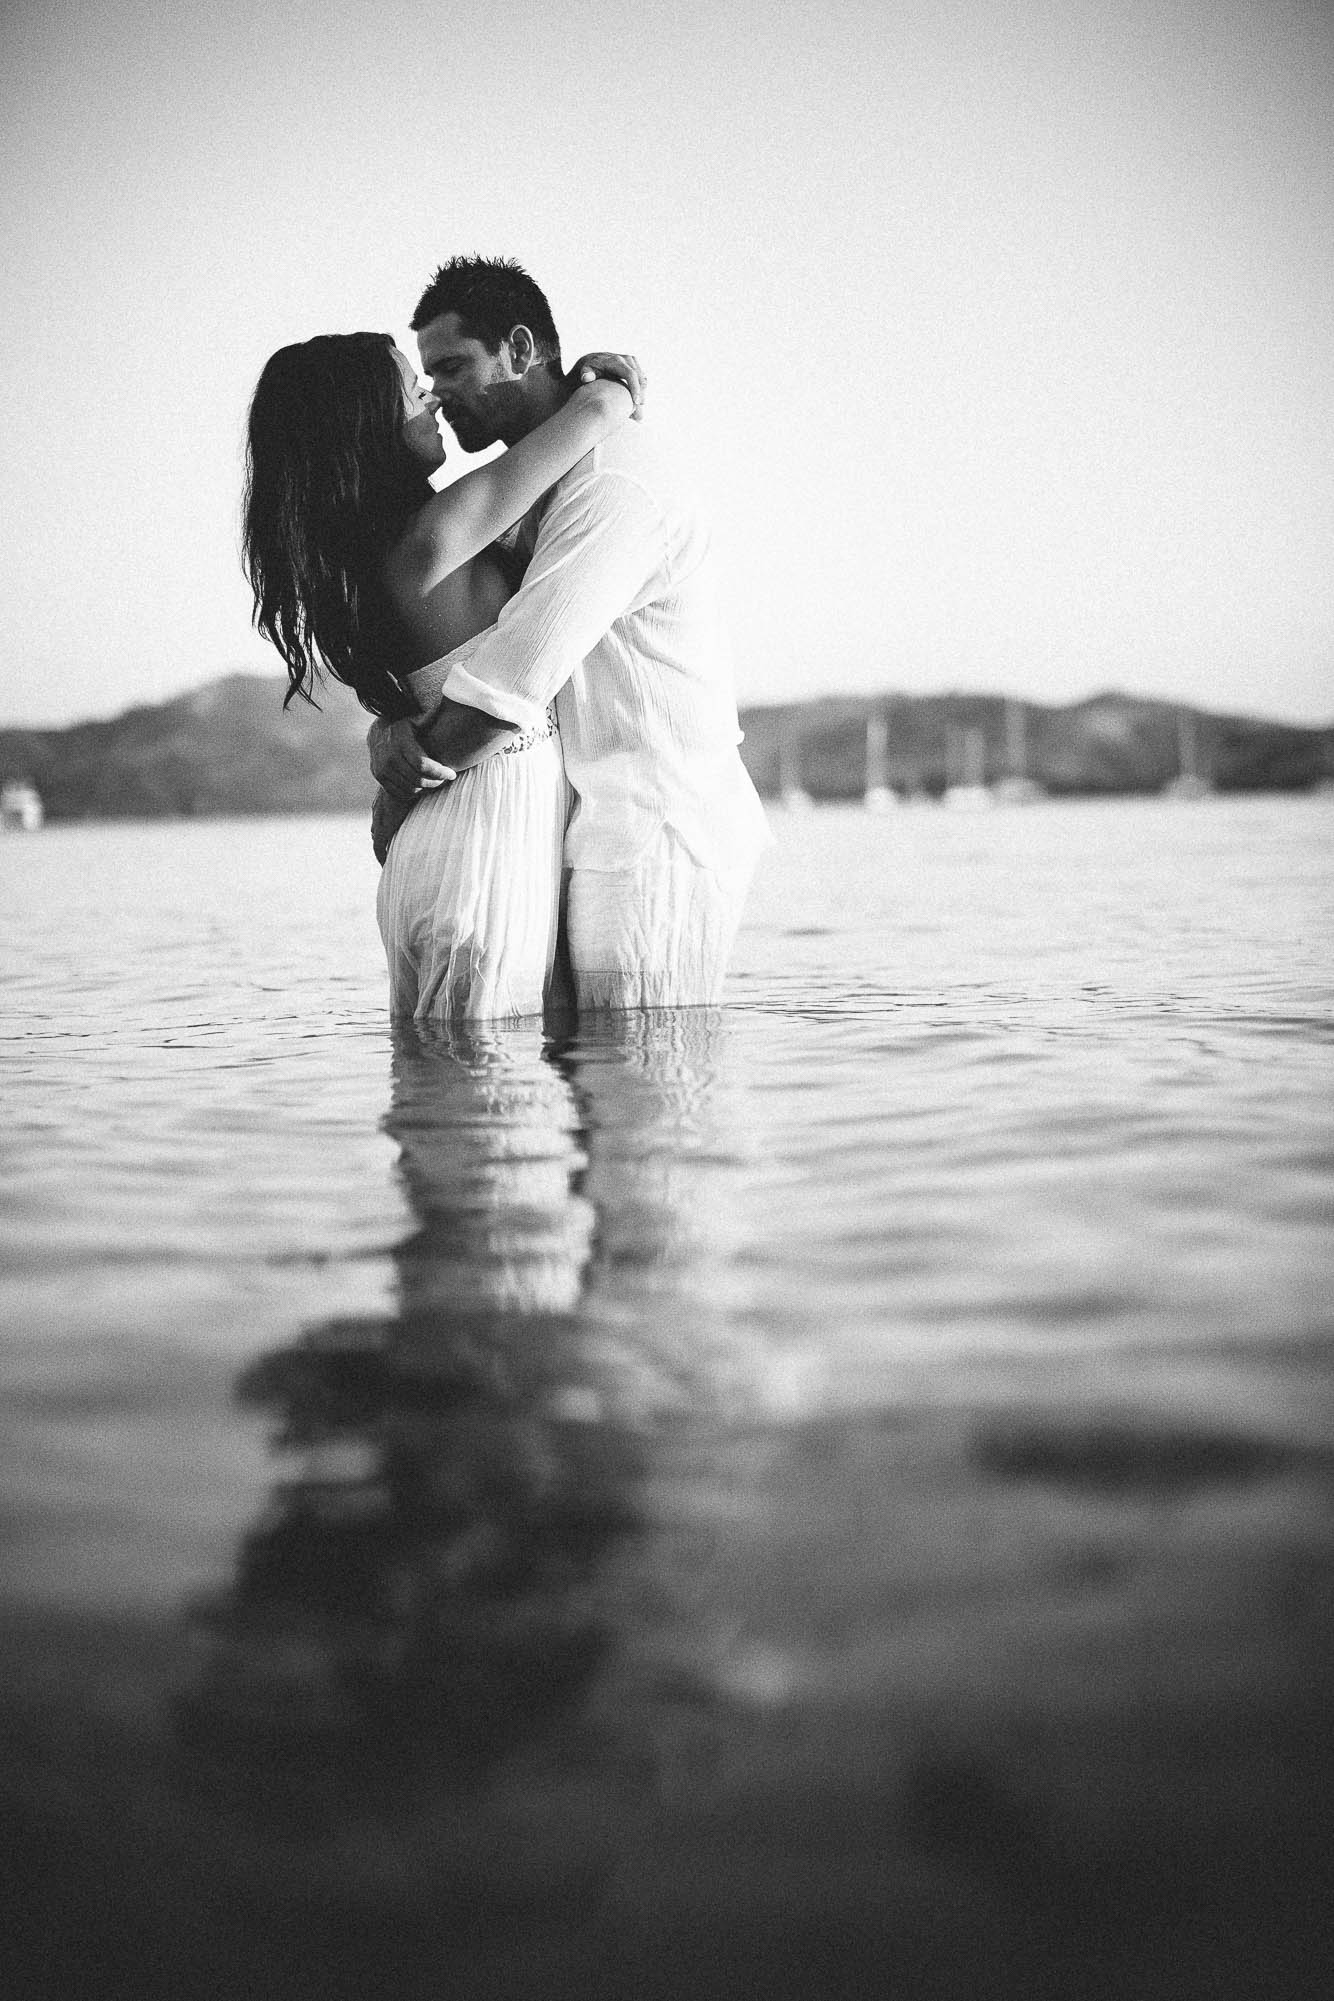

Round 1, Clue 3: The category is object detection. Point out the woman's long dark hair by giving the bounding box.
[242,333,430,718]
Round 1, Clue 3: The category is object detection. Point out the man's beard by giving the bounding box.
[445,380,518,454]
[444,411,497,453]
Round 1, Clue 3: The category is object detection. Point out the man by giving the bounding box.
[370,256,770,1010]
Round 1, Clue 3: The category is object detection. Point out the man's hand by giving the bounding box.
[371,784,422,865]
[367,715,455,800]
[569,351,647,421]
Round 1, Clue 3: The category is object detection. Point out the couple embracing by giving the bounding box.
[243,256,769,1019]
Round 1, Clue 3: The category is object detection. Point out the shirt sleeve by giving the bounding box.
[440,468,667,732]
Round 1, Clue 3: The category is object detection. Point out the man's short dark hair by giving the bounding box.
[410,255,562,367]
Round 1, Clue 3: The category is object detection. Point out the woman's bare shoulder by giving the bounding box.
[383,541,512,669]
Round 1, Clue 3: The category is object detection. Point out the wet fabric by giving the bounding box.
[567,825,759,1011]
[376,642,569,1021]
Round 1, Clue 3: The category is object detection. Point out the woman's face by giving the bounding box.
[393,347,445,472]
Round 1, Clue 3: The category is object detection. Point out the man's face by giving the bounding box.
[416,311,525,452]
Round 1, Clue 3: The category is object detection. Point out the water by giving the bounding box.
[2,795,1332,1998]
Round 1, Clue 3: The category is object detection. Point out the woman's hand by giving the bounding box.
[568,351,647,420]
[371,784,421,865]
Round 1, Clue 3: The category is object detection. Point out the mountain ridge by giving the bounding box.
[2,672,1330,821]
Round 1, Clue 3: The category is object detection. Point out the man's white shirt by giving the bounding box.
[439,424,770,879]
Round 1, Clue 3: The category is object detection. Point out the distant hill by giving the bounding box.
[1,674,1330,822]
[741,691,1334,799]
[0,675,376,822]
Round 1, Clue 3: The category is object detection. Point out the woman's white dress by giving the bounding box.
[376,636,570,1021]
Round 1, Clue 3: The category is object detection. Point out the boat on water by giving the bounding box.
[1163,709,1213,799]
[991,775,1045,805]
[943,725,993,810]
[992,699,1045,804]
[778,737,813,812]
[863,712,898,812]
[0,780,44,831]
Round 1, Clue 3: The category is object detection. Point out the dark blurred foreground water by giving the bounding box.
[1,797,1332,1997]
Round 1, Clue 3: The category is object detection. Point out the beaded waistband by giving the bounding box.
[498,705,559,756]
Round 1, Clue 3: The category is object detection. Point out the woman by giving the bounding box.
[242,333,639,1019]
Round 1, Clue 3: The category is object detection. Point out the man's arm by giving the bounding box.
[408,699,520,772]
[417,469,666,747]
[366,698,528,861]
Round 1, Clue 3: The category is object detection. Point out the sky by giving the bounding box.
[2,0,1332,728]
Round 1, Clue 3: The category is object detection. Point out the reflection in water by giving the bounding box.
[181,1010,741,1789]
[6,806,1330,1993]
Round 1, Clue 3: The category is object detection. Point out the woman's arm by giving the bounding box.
[371,782,418,864]
[395,371,638,594]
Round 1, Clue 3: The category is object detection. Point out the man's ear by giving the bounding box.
[505,324,536,376]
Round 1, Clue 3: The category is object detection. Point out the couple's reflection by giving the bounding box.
[182,1008,743,1786]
